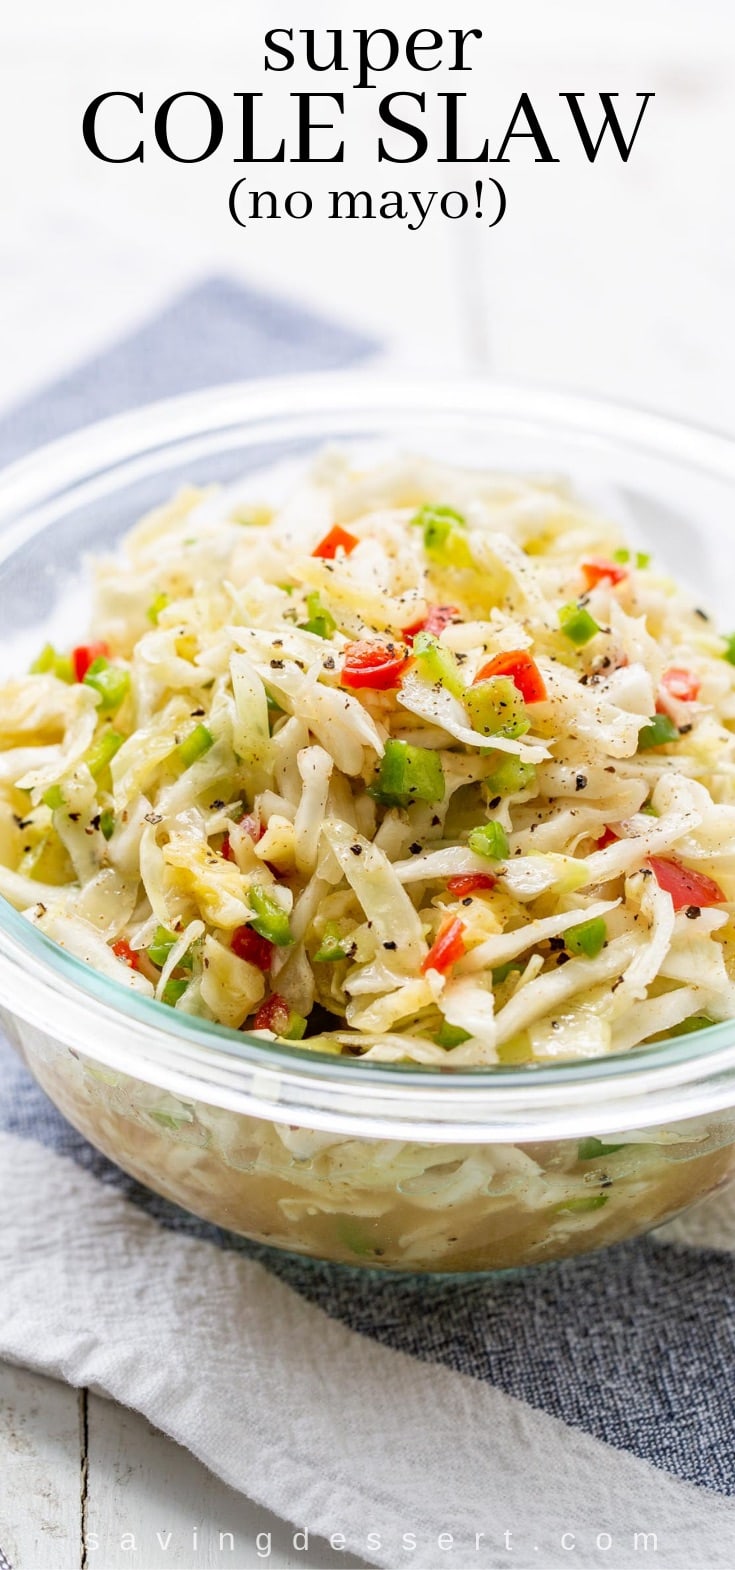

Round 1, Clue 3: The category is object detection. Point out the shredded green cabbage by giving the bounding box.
[3,451,735,1065]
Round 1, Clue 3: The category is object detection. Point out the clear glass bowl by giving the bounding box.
[2,375,735,1274]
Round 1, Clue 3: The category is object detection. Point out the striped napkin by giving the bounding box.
[1,281,734,1570]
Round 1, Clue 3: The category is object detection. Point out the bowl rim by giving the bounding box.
[2,370,735,1141]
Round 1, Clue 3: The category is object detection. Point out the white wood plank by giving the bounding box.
[85,1393,371,1570]
[0,1363,82,1570]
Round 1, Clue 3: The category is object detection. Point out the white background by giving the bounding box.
[0,4,734,1569]
[0,0,733,421]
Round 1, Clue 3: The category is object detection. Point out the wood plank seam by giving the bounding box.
[79,1389,88,1570]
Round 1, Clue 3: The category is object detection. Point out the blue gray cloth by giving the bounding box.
[0,275,373,466]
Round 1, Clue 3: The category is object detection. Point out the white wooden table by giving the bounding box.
[1,4,733,1567]
[0,1364,358,1570]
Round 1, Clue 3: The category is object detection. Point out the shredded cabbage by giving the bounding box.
[2,451,735,1065]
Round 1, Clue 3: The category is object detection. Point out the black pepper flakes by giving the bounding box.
[556,952,571,966]
[488,796,501,810]
[383,940,397,951]
[350,844,363,856]
[575,774,588,791]
[685,905,701,920]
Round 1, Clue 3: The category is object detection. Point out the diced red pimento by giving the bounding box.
[661,668,701,704]
[231,925,274,971]
[341,640,410,691]
[111,938,140,971]
[312,525,358,560]
[221,834,234,862]
[648,856,726,911]
[596,827,619,850]
[421,916,466,976]
[401,604,459,644]
[446,873,497,897]
[580,558,628,589]
[473,650,547,705]
[253,993,292,1033]
[72,641,110,682]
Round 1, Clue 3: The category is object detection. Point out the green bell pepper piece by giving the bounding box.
[371,740,445,808]
[85,729,124,779]
[177,723,214,767]
[248,886,293,947]
[637,714,679,751]
[564,917,607,959]
[83,658,130,714]
[465,676,529,739]
[468,820,508,860]
[433,1022,472,1048]
[558,604,600,645]
[412,631,465,698]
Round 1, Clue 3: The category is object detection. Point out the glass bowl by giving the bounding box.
[2,375,735,1274]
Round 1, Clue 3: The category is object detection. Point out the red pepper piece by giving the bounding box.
[473,650,547,704]
[72,641,110,682]
[221,834,234,862]
[253,993,291,1033]
[421,916,466,976]
[662,668,701,704]
[111,938,140,971]
[580,558,628,589]
[648,857,726,911]
[446,873,497,897]
[231,925,274,971]
[596,827,619,850]
[341,640,410,691]
[312,525,358,560]
[401,604,459,644]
